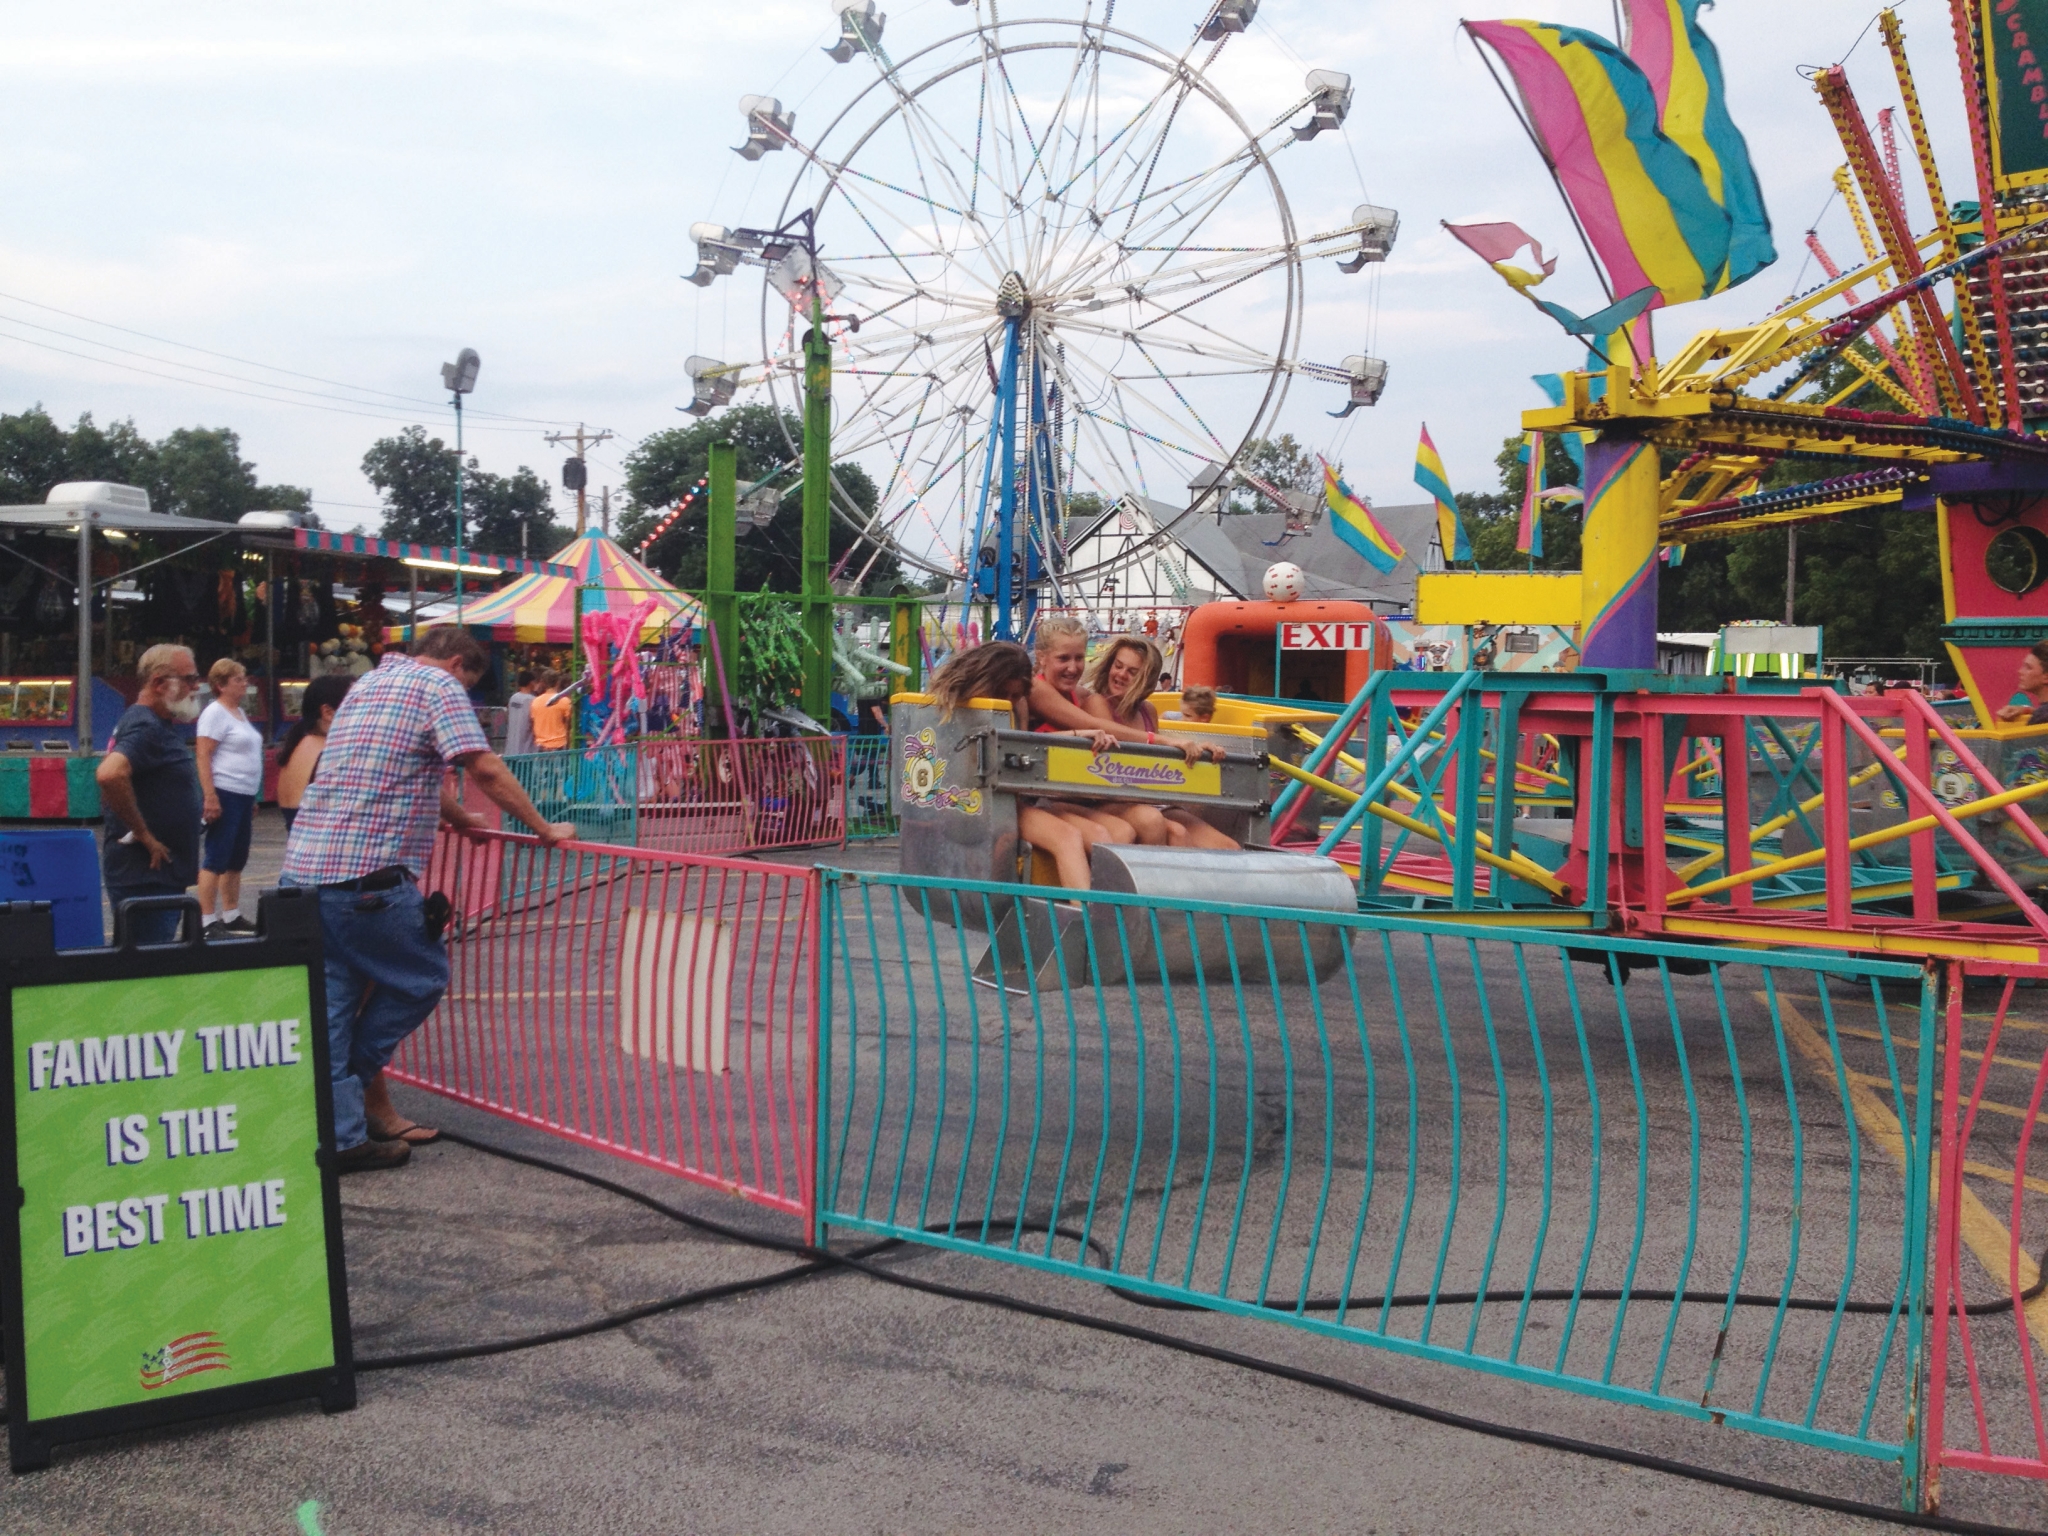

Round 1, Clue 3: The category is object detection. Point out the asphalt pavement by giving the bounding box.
[4,821,2042,1533]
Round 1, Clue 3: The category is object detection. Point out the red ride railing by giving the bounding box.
[1926,961,2048,1493]
[388,828,819,1219]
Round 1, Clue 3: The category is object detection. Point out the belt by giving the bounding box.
[321,866,410,893]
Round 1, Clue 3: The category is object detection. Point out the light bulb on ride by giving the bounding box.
[1264,562,1305,603]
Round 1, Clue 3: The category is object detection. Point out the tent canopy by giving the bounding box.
[391,531,703,645]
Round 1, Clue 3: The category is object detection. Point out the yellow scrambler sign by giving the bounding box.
[1044,748,1221,797]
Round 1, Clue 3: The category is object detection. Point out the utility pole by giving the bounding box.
[802,301,833,724]
[599,486,612,537]
[1785,528,1798,625]
[545,423,616,535]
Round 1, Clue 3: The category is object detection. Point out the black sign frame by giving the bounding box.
[0,889,355,1473]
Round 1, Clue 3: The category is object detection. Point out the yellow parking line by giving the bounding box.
[1774,994,2048,1032]
[1848,1074,2048,1129]
[1776,997,2048,1351]
[1964,1160,2048,1198]
[1829,1024,2047,1077]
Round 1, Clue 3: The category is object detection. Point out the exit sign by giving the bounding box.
[1279,622,1375,650]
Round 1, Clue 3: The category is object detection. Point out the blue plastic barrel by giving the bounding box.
[0,828,105,948]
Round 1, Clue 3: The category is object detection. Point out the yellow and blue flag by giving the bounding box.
[1320,461,1405,576]
[1413,424,1472,563]
[1464,19,1739,307]
[1623,0,1774,290]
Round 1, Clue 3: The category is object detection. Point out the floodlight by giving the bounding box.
[441,348,481,394]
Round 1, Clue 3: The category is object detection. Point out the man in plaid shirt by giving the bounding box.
[283,628,573,1173]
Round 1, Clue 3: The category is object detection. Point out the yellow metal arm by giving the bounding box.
[1268,754,1567,898]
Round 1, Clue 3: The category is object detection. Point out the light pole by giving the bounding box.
[441,347,480,621]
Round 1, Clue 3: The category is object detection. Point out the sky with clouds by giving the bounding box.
[0,1,1975,542]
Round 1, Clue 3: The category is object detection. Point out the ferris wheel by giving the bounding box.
[684,0,1393,637]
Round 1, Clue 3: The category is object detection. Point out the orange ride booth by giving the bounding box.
[1177,600,1389,702]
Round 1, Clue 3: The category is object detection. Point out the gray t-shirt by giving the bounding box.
[102,704,201,890]
[504,690,536,757]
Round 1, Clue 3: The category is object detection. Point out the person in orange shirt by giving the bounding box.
[531,670,574,750]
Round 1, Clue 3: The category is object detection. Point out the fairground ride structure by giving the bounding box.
[683,0,1393,640]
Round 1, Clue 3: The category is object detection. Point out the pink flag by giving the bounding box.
[1443,220,1559,280]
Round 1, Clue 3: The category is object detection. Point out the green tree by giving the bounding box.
[1459,432,1584,571]
[617,404,902,593]
[1225,433,1320,513]
[0,407,309,519]
[362,426,565,557]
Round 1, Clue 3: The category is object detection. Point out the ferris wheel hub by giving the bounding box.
[995,271,1029,320]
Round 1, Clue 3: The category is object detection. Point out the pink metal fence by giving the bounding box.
[388,828,819,1218]
[493,736,847,857]
[635,736,846,855]
[1926,960,2048,1499]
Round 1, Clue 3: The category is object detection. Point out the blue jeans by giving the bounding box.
[283,876,448,1150]
[109,884,192,945]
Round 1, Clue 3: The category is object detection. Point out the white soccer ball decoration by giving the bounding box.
[1263,561,1305,603]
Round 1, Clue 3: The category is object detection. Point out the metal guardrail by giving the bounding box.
[494,737,847,856]
[817,870,1939,1501]
[390,829,819,1217]
[844,735,897,841]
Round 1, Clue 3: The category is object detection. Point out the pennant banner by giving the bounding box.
[1320,461,1406,575]
[1414,424,1473,564]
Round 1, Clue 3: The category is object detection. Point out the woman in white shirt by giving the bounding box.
[196,657,266,937]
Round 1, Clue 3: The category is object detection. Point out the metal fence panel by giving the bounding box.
[497,737,847,856]
[843,734,896,840]
[1926,964,2048,1494]
[818,870,1937,1495]
[390,829,818,1218]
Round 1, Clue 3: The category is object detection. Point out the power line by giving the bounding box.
[0,307,522,421]
[0,286,575,427]
[0,325,546,434]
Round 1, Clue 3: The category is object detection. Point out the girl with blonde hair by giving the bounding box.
[926,641,1121,889]
[1083,635,1237,850]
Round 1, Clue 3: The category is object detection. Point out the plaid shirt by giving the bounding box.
[281,653,488,885]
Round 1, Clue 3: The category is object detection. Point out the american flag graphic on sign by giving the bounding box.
[139,1331,230,1390]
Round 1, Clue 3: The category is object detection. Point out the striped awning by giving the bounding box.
[390,531,703,645]
[295,528,573,577]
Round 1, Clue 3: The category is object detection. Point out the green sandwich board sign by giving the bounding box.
[0,891,353,1472]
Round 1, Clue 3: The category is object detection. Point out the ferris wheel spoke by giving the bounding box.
[1097,116,1299,248]
[1041,314,1275,371]
[830,318,996,382]
[1056,341,1218,472]
[851,351,987,435]
[863,71,1020,277]
[1132,260,1294,338]
[1055,243,1293,310]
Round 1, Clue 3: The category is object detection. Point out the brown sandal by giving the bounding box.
[368,1119,441,1146]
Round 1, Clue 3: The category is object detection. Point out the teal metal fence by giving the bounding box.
[817,870,1939,1503]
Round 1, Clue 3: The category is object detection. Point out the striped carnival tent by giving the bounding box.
[394,531,703,644]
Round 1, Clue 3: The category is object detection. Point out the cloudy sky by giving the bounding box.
[0,1,1973,541]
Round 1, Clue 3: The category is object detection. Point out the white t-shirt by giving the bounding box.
[197,700,265,796]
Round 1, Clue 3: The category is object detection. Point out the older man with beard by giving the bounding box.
[96,642,205,944]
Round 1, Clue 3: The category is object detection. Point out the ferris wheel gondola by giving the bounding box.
[687,1,1391,636]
